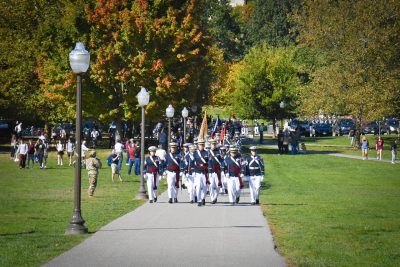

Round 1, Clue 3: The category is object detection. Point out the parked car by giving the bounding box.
[289,120,311,137]
[314,123,333,137]
[387,119,399,134]
[338,119,354,135]
[363,121,388,135]
[0,119,11,137]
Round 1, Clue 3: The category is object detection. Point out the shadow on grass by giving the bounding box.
[0,230,36,236]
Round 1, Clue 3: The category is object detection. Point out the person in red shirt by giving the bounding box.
[127,139,136,175]
[376,136,384,160]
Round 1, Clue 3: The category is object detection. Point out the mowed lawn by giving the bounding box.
[260,150,400,267]
[0,149,148,267]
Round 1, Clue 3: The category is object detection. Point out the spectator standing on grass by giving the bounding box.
[349,129,355,146]
[361,136,369,160]
[16,139,28,169]
[10,135,17,160]
[375,136,384,161]
[81,140,89,158]
[259,123,264,144]
[127,140,136,175]
[125,139,130,165]
[67,139,74,166]
[91,128,100,149]
[391,140,397,164]
[56,140,64,166]
[35,139,45,169]
[43,140,49,168]
[27,139,35,168]
[114,137,124,174]
[134,142,141,176]
[110,149,123,182]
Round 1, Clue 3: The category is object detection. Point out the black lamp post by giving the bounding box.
[136,87,149,199]
[66,42,90,235]
[181,107,188,144]
[166,104,175,145]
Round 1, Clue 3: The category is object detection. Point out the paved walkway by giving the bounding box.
[327,153,395,163]
[44,188,285,267]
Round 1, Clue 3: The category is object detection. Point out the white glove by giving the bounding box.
[240,173,244,178]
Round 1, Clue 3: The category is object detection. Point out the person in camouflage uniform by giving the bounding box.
[86,150,102,196]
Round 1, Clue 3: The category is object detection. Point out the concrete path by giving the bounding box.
[44,187,285,267]
[327,153,396,164]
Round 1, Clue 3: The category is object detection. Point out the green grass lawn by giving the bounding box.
[259,150,400,267]
[0,149,157,267]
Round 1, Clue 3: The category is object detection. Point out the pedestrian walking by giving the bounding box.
[224,145,245,205]
[16,139,28,169]
[361,136,369,160]
[144,146,163,203]
[27,139,35,168]
[245,146,264,205]
[43,140,49,168]
[56,140,64,166]
[165,142,182,203]
[125,139,131,165]
[375,136,384,160]
[86,150,102,196]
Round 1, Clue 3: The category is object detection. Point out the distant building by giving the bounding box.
[230,0,247,6]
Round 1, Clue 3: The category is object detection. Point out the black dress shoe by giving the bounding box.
[168,198,172,204]
[236,197,240,204]
[190,200,194,204]
[174,198,178,203]
[202,199,205,205]
[198,202,202,207]
[195,196,198,202]
[256,199,259,205]
[154,197,157,202]
[212,200,216,204]
[225,189,228,194]
[251,202,256,205]
[149,200,153,203]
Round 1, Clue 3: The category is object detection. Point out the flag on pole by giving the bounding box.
[211,115,222,138]
[198,111,208,141]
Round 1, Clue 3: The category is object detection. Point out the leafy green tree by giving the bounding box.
[294,0,400,142]
[224,43,300,132]
[246,0,300,47]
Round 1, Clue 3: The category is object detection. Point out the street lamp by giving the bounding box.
[66,42,90,235]
[182,107,189,144]
[166,104,175,145]
[136,87,150,199]
[279,101,285,129]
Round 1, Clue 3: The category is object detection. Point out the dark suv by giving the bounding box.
[338,119,354,135]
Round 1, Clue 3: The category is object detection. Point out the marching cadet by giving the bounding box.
[144,146,163,203]
[224,145,245,205]
[165,142,182,203]
[208,139,222,204]
[245,146,264,205]
[86,150,102,197]
[219,145,228,194]
[193,139,209,206]
[182,145,197,203]
[180,143,191,189]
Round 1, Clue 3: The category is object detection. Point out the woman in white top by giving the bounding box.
[81,140,89,158]
[67,139,75,166]
[16,139,28,169]
[56,140,64,166]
